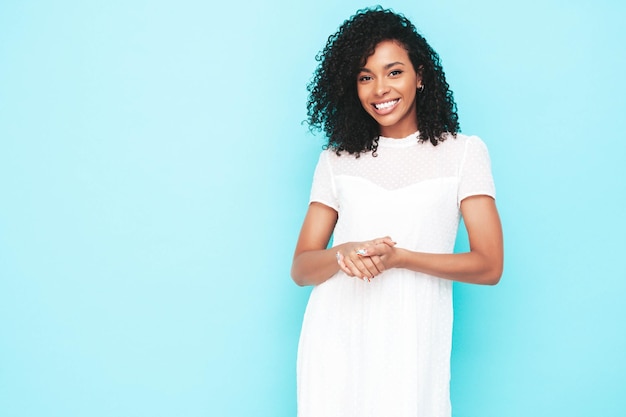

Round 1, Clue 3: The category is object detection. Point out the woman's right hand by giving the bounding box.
[335,237,396,281]
[291,202,396,286]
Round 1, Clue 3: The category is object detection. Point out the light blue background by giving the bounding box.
[1,1,624,416]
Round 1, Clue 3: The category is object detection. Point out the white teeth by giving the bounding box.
[374,100,398,110]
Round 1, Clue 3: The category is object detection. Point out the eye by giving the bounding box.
[389,70,403,77]
[358,75,373,82]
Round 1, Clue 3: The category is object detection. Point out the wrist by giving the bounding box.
[392,247,407,269]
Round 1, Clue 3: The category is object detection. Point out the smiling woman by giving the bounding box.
[356,40,422,138]
[291,6,503,417]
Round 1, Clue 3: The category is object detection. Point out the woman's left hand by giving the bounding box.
[336,237,398,280]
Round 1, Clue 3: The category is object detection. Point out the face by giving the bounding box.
[357,40,422,138]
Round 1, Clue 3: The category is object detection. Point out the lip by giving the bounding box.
[372,98,400,115]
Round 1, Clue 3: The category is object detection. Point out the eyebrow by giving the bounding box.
[359,61,406,72]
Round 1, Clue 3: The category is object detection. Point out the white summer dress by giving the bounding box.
[296,132,495,417]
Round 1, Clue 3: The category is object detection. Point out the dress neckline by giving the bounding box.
[377,131,420,148]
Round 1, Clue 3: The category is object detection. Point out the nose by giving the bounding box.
[375,78,390,96]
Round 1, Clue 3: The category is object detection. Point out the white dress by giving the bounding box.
[296,132,496,417]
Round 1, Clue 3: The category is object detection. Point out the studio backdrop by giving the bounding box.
[0,1,624,416]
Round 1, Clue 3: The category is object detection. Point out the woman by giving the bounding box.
[291,7,503,417]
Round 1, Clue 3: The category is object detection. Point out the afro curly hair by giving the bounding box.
[306,6,460,156]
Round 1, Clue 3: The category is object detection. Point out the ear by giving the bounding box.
[416,65,424,89]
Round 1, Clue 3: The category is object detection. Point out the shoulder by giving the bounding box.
[312,148,343,177]
[442,132,486,145]
[438,133,490,155]
[317,147,366,166]
[457,133,489,149]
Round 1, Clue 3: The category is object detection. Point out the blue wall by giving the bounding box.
[1,1,624,416]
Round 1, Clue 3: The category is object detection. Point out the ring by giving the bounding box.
[335,252,341,263]
[355,249,367,256]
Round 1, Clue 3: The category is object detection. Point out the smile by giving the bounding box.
[373,99,399,110]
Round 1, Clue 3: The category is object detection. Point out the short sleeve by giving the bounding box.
[309,151,339,210]
[458,136,496,205]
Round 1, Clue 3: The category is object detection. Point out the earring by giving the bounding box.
[417,85,424,92]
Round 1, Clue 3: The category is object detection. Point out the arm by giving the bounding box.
[291,202,395,286]
[290,202,339,286]
[364,195,503,285]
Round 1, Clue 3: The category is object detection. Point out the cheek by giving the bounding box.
[356,87,369,109]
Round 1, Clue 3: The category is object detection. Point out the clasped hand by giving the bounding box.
[335,236,396,281]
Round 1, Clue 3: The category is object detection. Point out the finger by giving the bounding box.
[358,243,385,257]
[342,251,366,277]
[353,246,384,276]
[369,255,386,273]
[336,252,354,277]
[352,255,380,280]
[379,236,396,246]
[362,259,382,281]
[348,252,379,280]
[343,256,365,279]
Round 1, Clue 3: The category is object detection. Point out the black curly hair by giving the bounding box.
[306,6,460,155]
